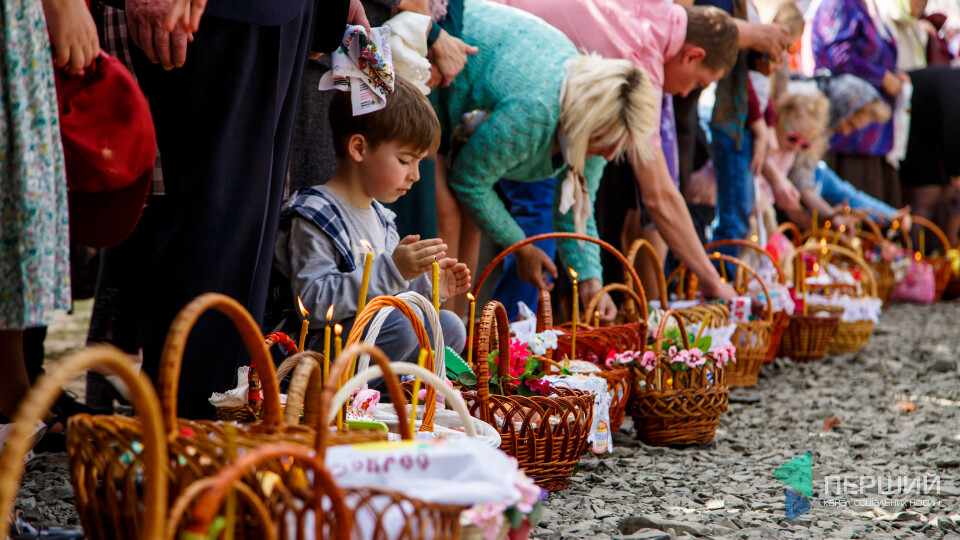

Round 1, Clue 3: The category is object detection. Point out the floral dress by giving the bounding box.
[0,0,71,329]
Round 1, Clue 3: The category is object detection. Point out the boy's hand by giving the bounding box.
[392,235,447,280]
[438,258,471,298]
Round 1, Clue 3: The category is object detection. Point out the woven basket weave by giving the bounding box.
[628,311,729,446]
[911,215,953,302]
[462,301,594,491]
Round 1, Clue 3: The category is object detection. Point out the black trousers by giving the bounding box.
[132,3,315,418]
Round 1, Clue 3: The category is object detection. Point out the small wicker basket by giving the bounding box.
[910,215,953,302]
[628,311,729,446]
[462,301,594,491]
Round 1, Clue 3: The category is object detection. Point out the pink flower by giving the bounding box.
[640,351,658,372]
[685,348,706,369]
[507,339,532,378]
[604,349,617,368]
[713,347,729,368]
[722,344,737,365]
[351,389,380,415]
[673,349,690,366]
[514,473,541,513]
[524,378,552,396]
[667,345,678,358]
[463,502,507,540]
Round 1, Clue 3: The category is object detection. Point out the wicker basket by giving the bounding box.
[470,232,650,368]
[65,294,332,540]
[778,312,840,362]
[911,215,953,302]
[462,301,594,491]
[628,311,729,446]
[215,332,305,423]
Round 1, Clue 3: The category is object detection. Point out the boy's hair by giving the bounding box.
[560,54,659,170]
[776,91,831,158]
[773,1,805,41]
[329,76,441,158]
[683,6,740,75]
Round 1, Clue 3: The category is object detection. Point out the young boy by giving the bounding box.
[274,76,469,363]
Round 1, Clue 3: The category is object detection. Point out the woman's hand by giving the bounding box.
[515,244,558,291]
[43,0,99,75]
[881,70,910,97]
[579,278,616,323]
[701,277,737,300]
[164,0,205,34]
[428,29,478,88]
[437,258,471,298]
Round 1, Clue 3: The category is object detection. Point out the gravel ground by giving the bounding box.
[13,301,960,538]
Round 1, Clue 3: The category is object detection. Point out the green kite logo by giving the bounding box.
[775,452,813,519]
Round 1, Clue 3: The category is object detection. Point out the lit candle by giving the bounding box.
[593,310,600,328]
[569,268,578,366]
[323,305,333,383]
[432,257,441,314]
[715,252,728,283]
[466,292,476,369]
[334,323,343,430]
[409,348,429,434]
[357,239,374,314]
[832,225,845,244]
[297,296,310,352]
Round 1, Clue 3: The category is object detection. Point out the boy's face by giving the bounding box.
[663,47,724,97]
[356,139,427,203]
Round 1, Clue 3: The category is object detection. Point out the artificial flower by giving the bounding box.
[514,472,541,513]
[713,347,729,369]
[640,351,658,372]
[672,349,690,366]
[604,349,617,368]
[462,502,507,540]
[540,330,559,350]
[524,378,552,396]
[667,345,678,358]
[508,339,532,378]
[685,348,706,369]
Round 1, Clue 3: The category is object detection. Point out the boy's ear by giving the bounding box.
[347,134,367,162]
[682,46,707,64]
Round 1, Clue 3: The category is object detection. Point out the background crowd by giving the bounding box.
[2,0,959,461]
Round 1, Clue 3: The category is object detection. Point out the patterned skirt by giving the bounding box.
[0,0,71,329]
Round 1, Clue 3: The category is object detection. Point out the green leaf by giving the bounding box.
[488,358,499,381]
[523,357,541,377]
[695,336,712,354]
[505,507,525,529]
[561,367,572,376]
[528,501,544,527]
[457,371,478,387]
[518,382,535,397]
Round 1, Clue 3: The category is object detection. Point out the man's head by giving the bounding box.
[663,6,739,97]
[329,76,441,203]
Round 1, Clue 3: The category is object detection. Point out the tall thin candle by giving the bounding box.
[357,239,374,314]
[432,257,441,314]
[297,296,309,352]
[409,349,429,434]
[466,293,476,369]
[812,209,818,234]
[323,305,333,383]
[568,268,578,366]
[920,229,925,258]
[334,323,343,430]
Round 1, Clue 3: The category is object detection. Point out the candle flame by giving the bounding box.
[892,221,900,230]
[915,251,922,261]
[325,304,334,321]
[466,292,475,302]
[568,267,578,280]
[844,205,851,213]
[824,220,831,229]
[297,296,309,317]
[820,238,826,247]
[334,323,342,335]
[712,251,721,259]
[750,235,758,242]
[594,310,600,318]
[359,239,373,251]
[838,225,846,233]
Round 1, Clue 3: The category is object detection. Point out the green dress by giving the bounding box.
[0,0,71,329]
[442,0,606,281]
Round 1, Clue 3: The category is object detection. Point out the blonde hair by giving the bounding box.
[776,91,830,159]
[773,1,805,41]
[559,54,659,172]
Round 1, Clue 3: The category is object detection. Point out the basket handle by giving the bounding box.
[774,222,802,245]
[181,443,350,540]
[471,232,648,320]
[584,283,646,324]
[535,290,553,332]
[910,214,951,251]
[329,362,478,437]
[168,477,275,540]
[653,310,692,352]
[703,239,786,284]
[282,351,324,427]
[707,253,774,324]
[159,293,283,434]
[318,342,414,452]
[475,301,511,425]
[782,243,879,297]
[344,295,436,432]
[624,239,668,305]
[0,346,167,540]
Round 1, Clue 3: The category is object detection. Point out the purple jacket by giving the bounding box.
[811,0,897,156]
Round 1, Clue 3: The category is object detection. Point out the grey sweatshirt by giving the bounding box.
[274,186,433,326]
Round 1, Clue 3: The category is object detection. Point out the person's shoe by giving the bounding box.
[9,512,83,539]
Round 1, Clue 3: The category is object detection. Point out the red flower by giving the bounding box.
[507,338,531,378]
[524,378,552,396]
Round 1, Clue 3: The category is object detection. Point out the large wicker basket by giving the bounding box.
[910,215,953,302]
[462,301,594,491]
[628,311,729,446]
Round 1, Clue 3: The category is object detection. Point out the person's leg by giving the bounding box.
[490,179,557,321]
[0,330,28,419]
[438,310,467,355]
[22,326,46,384]
[710,128,755,263]
[134,4,315,419]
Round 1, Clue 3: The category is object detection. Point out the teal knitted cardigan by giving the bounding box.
[442,0,607,281]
